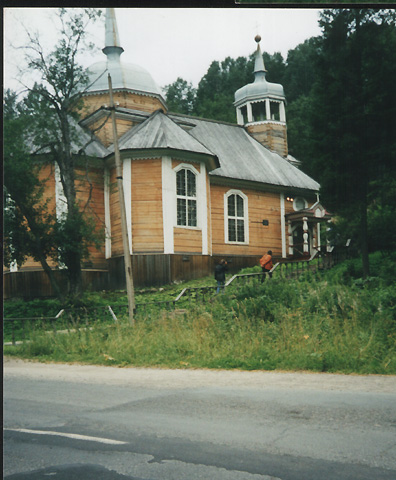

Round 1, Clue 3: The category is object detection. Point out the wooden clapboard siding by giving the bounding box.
[174,227,202,253]
[247,123,288,158]
[75,164,106,267]
[109,167,123,256]
[89,116,136,147]
[131,158,164,253]
[16,163,107,271]
[210,184,283,257]
[83,91,165,117]
[21,164,58,269]
[4,269,109,300]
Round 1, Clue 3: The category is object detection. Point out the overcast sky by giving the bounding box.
[4,7,323,94]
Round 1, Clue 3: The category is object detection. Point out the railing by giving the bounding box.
[4,251,344,342]
[4,309,65,346]
[4,306,117,346]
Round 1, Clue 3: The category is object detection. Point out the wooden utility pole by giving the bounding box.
[108,73,135,325]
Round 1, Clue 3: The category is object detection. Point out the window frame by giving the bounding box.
[224,190,249,245]
[293,197,308,212]
[174,164,199,229]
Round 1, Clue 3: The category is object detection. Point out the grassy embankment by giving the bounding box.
[4,252,396,374]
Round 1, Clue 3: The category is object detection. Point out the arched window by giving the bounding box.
[225,191,248,243]
[176,168,197,227]
[293,197,307,211]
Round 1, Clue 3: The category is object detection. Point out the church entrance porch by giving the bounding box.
[285,202,333,258]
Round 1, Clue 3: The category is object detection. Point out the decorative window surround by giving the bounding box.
[224,190,249,245]
[176,166,198,227]
[162,159,208,255]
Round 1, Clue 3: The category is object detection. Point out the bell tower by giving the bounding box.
[234,35,288,157]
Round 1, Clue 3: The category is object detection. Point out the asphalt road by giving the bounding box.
[3,358,396,480]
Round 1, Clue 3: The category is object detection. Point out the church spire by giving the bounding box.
[102,8,124,58]
[234,35,288,157]
[253,35,267,76]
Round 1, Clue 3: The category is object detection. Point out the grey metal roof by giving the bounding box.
[26,117,109,159]
[72,122,109,158]
[114,110,216,158]
[170,114,320,192]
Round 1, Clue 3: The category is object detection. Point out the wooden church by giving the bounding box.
[5,9,332,297]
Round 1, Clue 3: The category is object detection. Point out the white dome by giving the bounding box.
[85,9,165,104]
[86,58,163,97]
[235,73,285,105]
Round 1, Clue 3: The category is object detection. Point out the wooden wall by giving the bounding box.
[247,123,288,158]
[109,167,123,256]
[109,158,164,256]
[131,158,164,253]
[3,270,109,300]
[75,163,107,268]
[82,91,165,118]
[174,228,202,254]
[4,253,270,299]
[22,164,57,269]
[210,184,284,258]
[89,116,137,147]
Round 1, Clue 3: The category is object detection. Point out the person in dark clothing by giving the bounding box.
[260,250,273,283]
[215,259,228,294]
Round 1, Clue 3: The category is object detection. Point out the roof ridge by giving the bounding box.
[162,112,217,157]
[168,112,242,128]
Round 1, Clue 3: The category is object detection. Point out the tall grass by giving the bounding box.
[4,264,396,374]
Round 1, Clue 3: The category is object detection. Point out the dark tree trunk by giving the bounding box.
[360,199,370,278]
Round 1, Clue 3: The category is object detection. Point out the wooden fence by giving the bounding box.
[4,251,346,344]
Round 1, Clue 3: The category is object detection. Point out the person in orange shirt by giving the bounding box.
[260,250,273,283]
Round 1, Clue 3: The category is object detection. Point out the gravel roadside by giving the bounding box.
[4,356,396,393]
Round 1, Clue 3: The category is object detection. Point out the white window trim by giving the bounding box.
[224,190,249,245]
[162,160,208,255]
[175,163,199,229]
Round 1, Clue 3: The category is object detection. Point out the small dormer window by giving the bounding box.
[294,197,307,211]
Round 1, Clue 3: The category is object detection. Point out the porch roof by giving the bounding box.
[285,201,333,222]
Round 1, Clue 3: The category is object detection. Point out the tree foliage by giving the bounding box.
[163,77,196,115]
[305,9,396,275]
[4,8,102,299]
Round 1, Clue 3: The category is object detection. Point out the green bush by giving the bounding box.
[4,253,396,375]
